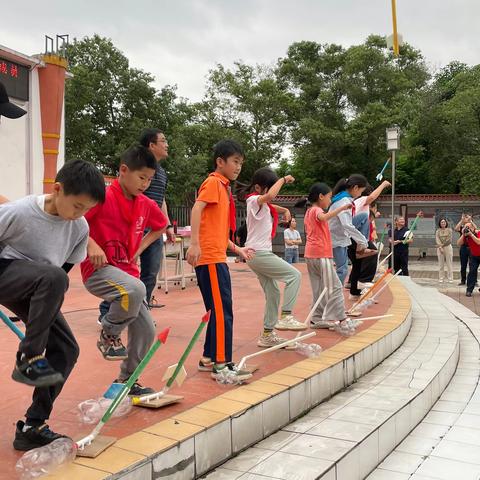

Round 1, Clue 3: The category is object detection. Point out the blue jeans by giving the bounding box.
[333,246,349,285]
[98,236,164,318]
[284,248,299,264]
[353,212,370,239]
[467,255,480,293]
[140,236,164,303]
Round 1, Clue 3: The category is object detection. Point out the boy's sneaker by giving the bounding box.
[211,363,252,382]
[13,420,69,451]
[97,330,128,360]
[198,358,214,372]
[114,379,155,396]
[310,320,339,329]
[275,314,307,331]
[358,282,374,290]
[257,331,296,349]
[12,354,64,388]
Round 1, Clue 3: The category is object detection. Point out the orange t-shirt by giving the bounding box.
[196,172,230,265]
[304,206,333,259]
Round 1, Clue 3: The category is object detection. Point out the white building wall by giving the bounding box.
[0,109,28,200]
[29,67,45,196]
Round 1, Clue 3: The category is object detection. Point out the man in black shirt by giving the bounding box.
[139,129,175,307]
[389,216,412,276]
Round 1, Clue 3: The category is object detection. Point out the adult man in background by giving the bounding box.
[139,128,175,307]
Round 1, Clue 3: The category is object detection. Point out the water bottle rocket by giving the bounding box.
[132,311,210,405]
[15,328,170,479]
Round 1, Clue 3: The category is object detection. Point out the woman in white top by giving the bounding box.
[241,167,305,349]
[284,218,302,264]
[436,218,453,283]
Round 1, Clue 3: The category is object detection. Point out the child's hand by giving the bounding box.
[238,247,255,261]
[88,244,107,269]
[186,244,201,266]
[283,175,295,184]
[283,210,292,222]
[342,204,352,211]
[382,180,392,188]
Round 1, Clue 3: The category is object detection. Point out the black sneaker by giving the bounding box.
[13,420,69,451]
[12,354,64,388]
[458,281,466,286]
[118,380,155,396]
[97,330,128,360]
[466,291,473,297]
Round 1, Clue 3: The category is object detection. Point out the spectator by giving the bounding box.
[436,218,453,283]
[457,222,480,297]
[390,216,412,276]
[455,213,477,286]
[284,218,302,264]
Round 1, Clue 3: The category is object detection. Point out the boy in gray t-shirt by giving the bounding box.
[0,160,105,452]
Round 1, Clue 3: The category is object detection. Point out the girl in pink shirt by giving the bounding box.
[300,183,357,334]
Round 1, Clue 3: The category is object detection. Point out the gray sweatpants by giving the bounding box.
[247,251,301,330]
[306,258,346,323]
[85,265,156,381]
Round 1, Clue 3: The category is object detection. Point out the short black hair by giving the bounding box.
[55,160,105,203]
[139,128,164,148]
[438,217,449,228]
[120,145,157,171]
[212,139,244,170]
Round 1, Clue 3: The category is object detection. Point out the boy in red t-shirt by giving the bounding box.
[81,146,167,395]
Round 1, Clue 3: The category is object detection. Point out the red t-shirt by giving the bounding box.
[467,231,480,257]
[81,185,167,283]
[304,206,333,259]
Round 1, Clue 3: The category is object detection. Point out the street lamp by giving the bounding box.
[386,126,400,270]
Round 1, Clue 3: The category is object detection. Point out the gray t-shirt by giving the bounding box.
[0,195,89,266]
[284,228,301,249]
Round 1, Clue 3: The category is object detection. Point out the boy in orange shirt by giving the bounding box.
[186,140,254,381]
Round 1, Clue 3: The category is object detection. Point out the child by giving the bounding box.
[329,175,374,293]
[186,140,254,381]
[284,218,302,264]
[81,145,167,396]
[0,160,105,450]
[299,183,353,332]
[241,167,304,349]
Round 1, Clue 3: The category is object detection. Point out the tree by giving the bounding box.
[65,35,180,175]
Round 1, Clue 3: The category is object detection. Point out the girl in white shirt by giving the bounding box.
[242,167,305,348]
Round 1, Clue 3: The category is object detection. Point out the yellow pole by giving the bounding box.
[391,0,399,56]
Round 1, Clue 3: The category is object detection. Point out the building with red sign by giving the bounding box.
[0,43,68,199]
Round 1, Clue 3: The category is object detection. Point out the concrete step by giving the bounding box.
[204,278,460,480]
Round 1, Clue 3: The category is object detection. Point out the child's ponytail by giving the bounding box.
[332,174,368,195]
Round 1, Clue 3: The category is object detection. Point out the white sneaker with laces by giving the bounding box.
[275,314,307,331]
[257,331,296,349]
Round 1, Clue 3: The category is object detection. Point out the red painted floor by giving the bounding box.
[0,262,392,478]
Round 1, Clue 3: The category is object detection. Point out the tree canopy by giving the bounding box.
[65,34,480,204]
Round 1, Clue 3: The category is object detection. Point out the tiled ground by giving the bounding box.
[0,261,391,479]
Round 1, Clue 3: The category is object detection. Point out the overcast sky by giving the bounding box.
[2,0,478,101]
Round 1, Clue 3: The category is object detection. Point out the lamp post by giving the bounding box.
[386,126,400,268]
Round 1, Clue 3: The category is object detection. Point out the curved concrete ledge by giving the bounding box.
[206,278,459,480]
[369,290,480,480]
[45,276,413,480]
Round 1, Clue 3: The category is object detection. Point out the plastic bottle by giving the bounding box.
[296,342,322,358]
[16,437,77,480]
[78,396,132,424]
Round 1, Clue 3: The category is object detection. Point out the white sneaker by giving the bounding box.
[439,279,444,283]
[257,331,296,349]
[358,282,374,290]
[310,320,339,329]
[275,314,307,331]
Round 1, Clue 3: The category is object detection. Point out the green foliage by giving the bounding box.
[64,34,480,203]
